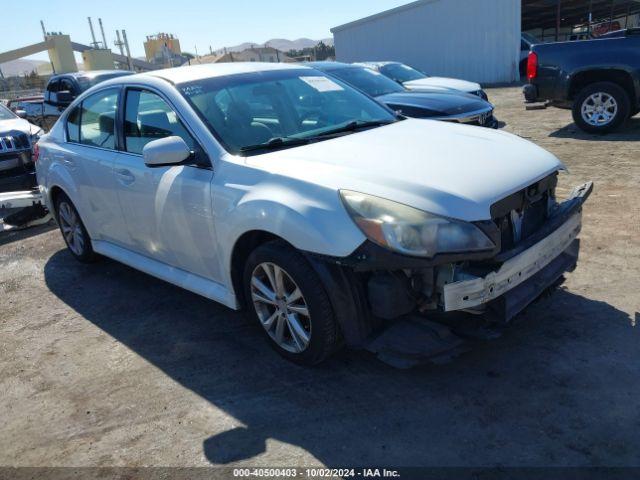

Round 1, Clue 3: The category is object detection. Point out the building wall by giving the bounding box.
[332,0,521,83]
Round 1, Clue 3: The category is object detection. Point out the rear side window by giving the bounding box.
[66,107,81,142]
[79,88,119,149]
[124,89,195,155]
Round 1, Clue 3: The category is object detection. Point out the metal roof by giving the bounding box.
[331,0,640,33]
[522,0,640,30]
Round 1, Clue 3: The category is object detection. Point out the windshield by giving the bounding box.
[325,67,405,97]
[179,69,396,154]
[77,72,133,92]
[0,104,16,121]
[379,63,426,83]
[521,32,539,45]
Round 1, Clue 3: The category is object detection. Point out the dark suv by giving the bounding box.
[29,70,133,131]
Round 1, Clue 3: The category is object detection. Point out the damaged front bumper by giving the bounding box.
[442,181,592,317]
[308,181,592,353]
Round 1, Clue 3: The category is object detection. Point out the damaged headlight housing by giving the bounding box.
[340,190,495,257]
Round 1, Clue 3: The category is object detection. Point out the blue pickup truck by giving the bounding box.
[523,28,640,134]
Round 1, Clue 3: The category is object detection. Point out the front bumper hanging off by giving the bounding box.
[442,182,592,318]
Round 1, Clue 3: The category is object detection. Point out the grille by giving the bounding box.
[491,173,558,252]
[0,133,30,152]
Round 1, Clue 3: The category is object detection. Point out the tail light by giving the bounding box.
[527,52,538,80]
[32,142,40,163]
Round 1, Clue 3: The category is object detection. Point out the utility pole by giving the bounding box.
[555,0,562,42]
[98,18,108,49]
[88,17,99,49]
[122,29,134,71]
[114,30,125,56]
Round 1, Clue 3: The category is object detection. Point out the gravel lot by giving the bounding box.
[1,86,639,469]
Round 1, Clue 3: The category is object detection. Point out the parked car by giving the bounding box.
[36,63,591,365]
[310,62,497,128]
[523,28,640,133]
[28,70,133,131]
[0,103,43,193]
[357,61,488,100]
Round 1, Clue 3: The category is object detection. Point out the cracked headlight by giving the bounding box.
[340,190,495,257]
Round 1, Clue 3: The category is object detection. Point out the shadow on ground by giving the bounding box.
[550,117,640,141]
[0,220,56,247]
[44,249,639,467]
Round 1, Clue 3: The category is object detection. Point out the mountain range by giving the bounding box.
[211,37,333,55]
[1,59,52,77]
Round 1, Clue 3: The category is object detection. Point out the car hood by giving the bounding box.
[403,77,482,93]
[376,91,491,117]
[246,119,563,222]
[0,117,41,136]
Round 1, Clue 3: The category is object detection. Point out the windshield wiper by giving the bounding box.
[310,119,395,139]
[239,136,310,153]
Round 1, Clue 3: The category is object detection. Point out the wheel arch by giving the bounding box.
[229,228,372,347]
[568,69,636,105]
[229,229,284,308]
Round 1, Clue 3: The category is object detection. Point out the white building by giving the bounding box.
[331,0,521,84]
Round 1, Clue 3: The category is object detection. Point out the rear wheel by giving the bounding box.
[243,241,339,365]
[55,193,96,263]
[572,82,630,134]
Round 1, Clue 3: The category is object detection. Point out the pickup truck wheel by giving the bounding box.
[55,193,96,263]
[572,82,630,134]
[243,241,339,365]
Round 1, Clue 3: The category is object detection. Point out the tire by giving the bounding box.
[571,82,630,134]
[54,192,96,263]
[243,240,339,365]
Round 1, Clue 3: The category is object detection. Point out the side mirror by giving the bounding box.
[15,110,27,119]
[143,136,192,167]
[55,91,74,105]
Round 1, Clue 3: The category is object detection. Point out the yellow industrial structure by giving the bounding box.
[45,34,78,73]
[0,32,156,75]
[144,33,182,62]
[82,49,115,70]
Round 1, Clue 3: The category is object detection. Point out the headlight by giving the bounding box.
[340,190,495,257]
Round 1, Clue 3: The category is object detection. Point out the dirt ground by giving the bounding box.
[1,86,639,469]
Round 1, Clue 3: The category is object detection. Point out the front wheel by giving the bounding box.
[571,82,630,134]
[243,241,340,365]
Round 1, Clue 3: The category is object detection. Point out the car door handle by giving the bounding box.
[115,168,135,185]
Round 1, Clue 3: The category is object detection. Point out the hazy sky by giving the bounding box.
[2,0,408,61]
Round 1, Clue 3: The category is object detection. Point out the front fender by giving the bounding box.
[214,170,366,290]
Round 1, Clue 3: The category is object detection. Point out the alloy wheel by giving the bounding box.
[250,262,312,353]
[581,92,618,126]
[58,201,85,256]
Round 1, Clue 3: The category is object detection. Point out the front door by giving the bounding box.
[113,88,221,282]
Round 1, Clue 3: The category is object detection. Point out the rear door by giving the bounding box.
[61,87,128,244]
[112,87,220,282]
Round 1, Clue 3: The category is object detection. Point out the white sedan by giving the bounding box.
[36,62,590,365]
[356,61,488,100]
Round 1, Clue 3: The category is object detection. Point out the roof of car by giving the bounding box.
[356,62,400,68]
[146,62,312,84]
[307,61,353,70]
[54,70,133,79]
